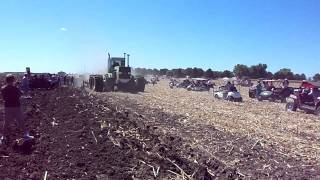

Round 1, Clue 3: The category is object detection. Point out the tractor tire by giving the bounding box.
[257,96,263,101]
[94,77,104,92]
[114,85,118,92]
[89,77,94,89]
[136,78,146,92]
[105,78,115,92]
[238,97,243,102]
[280,97,287,103]
[128,79,138,93]
[315,106,320,116]
[286,102,297,112]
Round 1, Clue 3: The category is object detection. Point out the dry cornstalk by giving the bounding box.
[251,138,263,150]
[167,170,184,179]
[166,158,192,180]
[109,136,121,147]
[43,171,48,180]
[91,130,98,144]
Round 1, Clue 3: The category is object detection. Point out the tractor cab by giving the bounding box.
[114,66,132,81]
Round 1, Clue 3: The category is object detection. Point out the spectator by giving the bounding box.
[225,81,232,90]
[267,82,275,91]
[21,73,30,93]
[64,76,67,85]
[71,76,74,87]
[256,81,262,98]
[283,79,289,88]
[0,74,34,145]
[229,83,238,92]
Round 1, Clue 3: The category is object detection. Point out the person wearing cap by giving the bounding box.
[0,74,34,145]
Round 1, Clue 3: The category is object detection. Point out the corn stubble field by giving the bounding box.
[1,76,320,179]
[96,79,320,178]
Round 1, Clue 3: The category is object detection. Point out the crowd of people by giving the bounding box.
[0,73,76,145]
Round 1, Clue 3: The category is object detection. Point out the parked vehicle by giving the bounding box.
[214,86,242,102]
[286,81,320,116]
[249,80,293,103]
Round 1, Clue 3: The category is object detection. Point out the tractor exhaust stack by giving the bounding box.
[127,54,130,67]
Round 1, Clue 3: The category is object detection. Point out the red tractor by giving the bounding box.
[286,81,320,116]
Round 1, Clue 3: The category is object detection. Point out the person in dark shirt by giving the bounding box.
[0,74,34,145]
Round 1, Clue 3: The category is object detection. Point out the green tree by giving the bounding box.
[166,70,173,77]
[212,71,221,79]
[152,68,160,75]
[221,70,233,78]
[204,69,214,78]
[313,73,320,81]
[233,64,250,78]
[274,68,294,80]
[266,71,274,79]
[293,73,306,80]
[172,68,185,78]
[184,68,193,77]
[159,68,168,76]
[249,64,268,78]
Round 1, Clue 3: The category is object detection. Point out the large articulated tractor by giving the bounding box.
[89,53,146,92]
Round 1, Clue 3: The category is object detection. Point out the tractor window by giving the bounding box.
[119,67,131,79]
[119,67,131,73]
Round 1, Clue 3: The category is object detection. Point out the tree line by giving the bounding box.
[134,64,320,81]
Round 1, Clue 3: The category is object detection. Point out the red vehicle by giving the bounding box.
[286,81,320,116]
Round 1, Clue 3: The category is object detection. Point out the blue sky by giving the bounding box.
[0,0,319,76]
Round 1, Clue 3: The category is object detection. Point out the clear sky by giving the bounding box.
[0,0,319,76]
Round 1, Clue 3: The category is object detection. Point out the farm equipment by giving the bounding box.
[249,80,293,103]
[214,86,243,102]
[286,81,320,116]
[89,53,146,92]
[186,78,212,91]
[176,79,192,88]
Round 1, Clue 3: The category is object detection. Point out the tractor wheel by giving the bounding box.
[280,97,287,103]
[315,106,320,116]
[257,96,263,101]
[114,85,118,92]
[89,77,94,89]
[136,78,146,92]
[238,97,243,102]
[94,77,104,92]
[105,78,115,92]
[286,102,297,112]
[128,79,138,93]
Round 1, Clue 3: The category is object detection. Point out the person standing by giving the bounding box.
[70,76,74,87]
[21,73,30,93]
[256,81,262,98]
[0,74,34,145]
